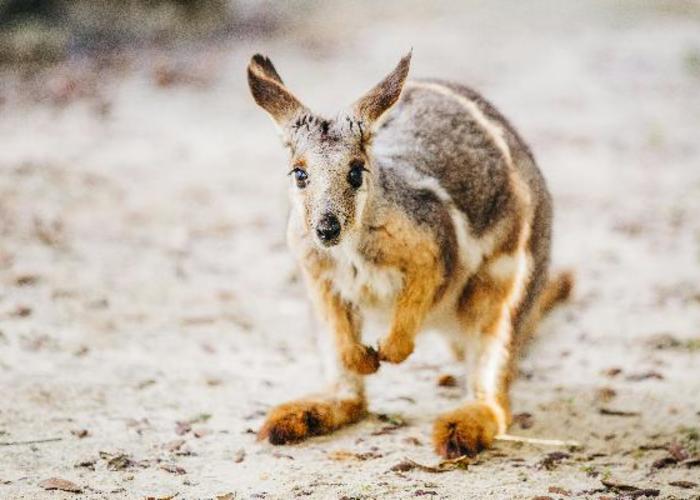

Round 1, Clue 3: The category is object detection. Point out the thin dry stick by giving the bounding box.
[495,433,581,448]
[0,437,63,446]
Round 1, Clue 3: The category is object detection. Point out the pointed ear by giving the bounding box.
[352,51,412,127]
[248,54,305,127]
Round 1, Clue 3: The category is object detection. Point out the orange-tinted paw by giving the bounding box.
[378,337,414,364]
[258,401,333,445]
[257,399,364,445]
[433,402,499,458]
[341,344,380,375]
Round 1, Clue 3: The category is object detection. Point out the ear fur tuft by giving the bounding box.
[250,54,285,84]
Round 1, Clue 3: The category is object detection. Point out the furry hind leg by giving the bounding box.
[433,251,532,457]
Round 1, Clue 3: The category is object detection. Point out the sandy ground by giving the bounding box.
[1,1,700,499]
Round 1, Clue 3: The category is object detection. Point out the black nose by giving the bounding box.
[316,213,341,244]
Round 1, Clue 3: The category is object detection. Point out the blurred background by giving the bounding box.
[1,1,699,499]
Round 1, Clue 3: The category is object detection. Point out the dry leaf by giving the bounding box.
[599,408,639,417]
[646,333,682,350]
[601,478,660,496]
[403,437,422,446]
[164,439,186,452]
[193,428,210,438]
[512,412,534,430]
[602,367,622,377]
[626,371,664,381]
[669,480,697,488]
[390,456,470,473]
[594,387,617,403]
[11,305,32,318]
[371,413,407,435]
[15,275,39,286]
[548,485,572,496]
[100,451,137,471]
[175,421,192,436]
[233,448,245,463]
[39,478,82,493]
[437,374,457,387]
[137,379,156,390]
[537,452,570,470]
[328,449,381,461]
[667,442,690,461]
[652,456,677,469]
[160,464,187,475]
[74,458,96,470]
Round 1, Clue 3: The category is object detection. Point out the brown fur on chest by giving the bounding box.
[302,208,447,307]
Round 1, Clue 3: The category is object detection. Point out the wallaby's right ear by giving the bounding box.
[352,51,412,128]
[248,54,305,127]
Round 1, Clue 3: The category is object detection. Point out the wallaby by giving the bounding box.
[247,51,572,458]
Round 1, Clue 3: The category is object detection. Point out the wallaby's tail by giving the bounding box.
[537,270,574,317]
[508,270,574,380]
[514,270,574,356]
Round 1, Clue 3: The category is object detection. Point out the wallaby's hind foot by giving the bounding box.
[433,402,500,458]
[258,398,366,445]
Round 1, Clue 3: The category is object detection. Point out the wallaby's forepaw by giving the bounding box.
[257,399,364,445]
[378,337,414,364]
[433,402,499,458]
[341,344,380,374]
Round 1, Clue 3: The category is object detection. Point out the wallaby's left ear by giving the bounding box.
[352,51,412,128]
[248,54,305,127]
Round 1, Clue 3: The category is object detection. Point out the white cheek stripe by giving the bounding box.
[406,81,514,168]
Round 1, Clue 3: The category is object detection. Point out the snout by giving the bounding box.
[315,213,341,246]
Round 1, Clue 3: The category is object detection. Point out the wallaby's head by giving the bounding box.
[247,52,411,248]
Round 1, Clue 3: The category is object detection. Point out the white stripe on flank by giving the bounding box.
[389,162,493,277]
[482,226,532,432]
[406,81,514,168]
[371,80,519,277]
[407,80,537,432]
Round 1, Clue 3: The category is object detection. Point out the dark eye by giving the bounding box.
[347,160,366,189]
[291,168,308,188]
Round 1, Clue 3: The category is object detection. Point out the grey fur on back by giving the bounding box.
[373,79,547,234]
[370,77,553,334]
[248,51,552,330]
[373,82,513,236]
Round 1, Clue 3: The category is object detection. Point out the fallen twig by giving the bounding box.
[495,433,581,448]
[599,407,640,417]
[0,437,63,446]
